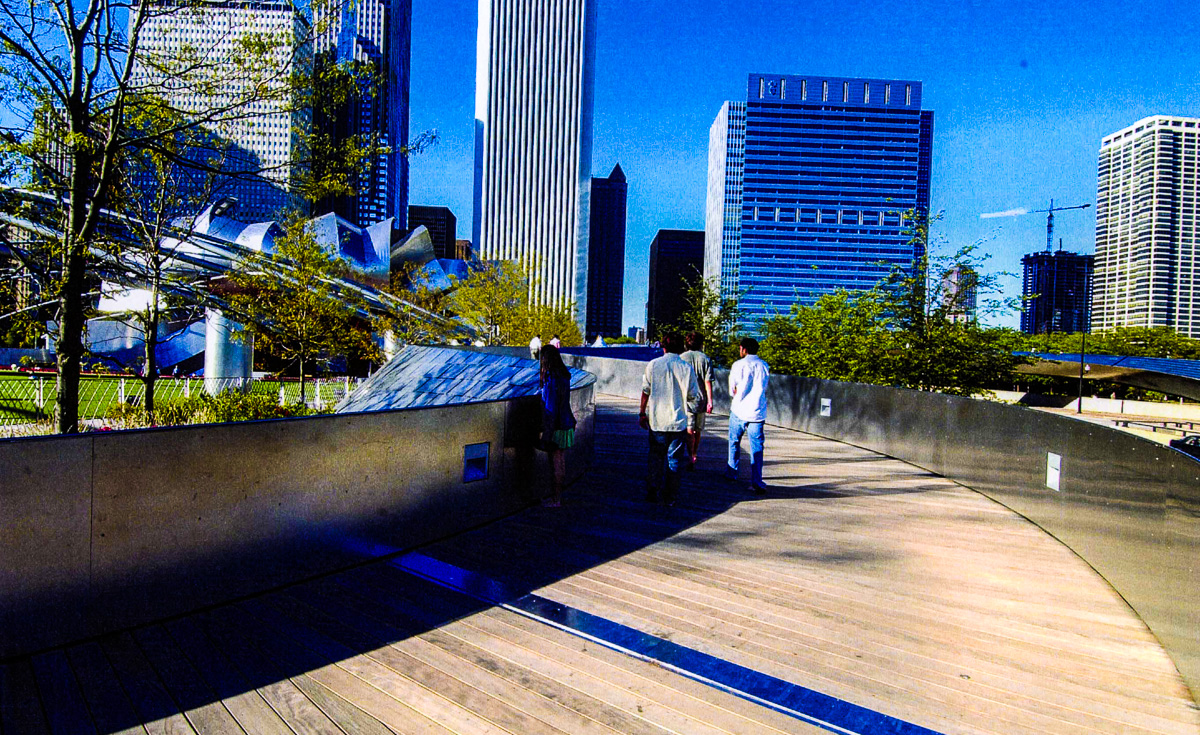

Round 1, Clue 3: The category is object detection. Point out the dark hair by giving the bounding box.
[685,332,704,351]
[740,337,759,355]
[539,344,570,385]
[660,331,684,354]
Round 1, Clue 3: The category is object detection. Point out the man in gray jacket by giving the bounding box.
[639,332,703,505]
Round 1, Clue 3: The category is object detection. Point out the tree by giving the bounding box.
[225,218,377,403]
[666,271,745,366]
[759,289,896,384]
[375,261,464,348]
[0,0,357,432]
[758,210,1029,396]
[446,259,583,347]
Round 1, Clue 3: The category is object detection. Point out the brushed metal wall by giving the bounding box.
[0,383,594,658]
[571,354,1200,700]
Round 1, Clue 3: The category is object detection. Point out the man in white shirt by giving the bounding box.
[529,335,542,360]
[726,337,770,494]
[640,332,703,505]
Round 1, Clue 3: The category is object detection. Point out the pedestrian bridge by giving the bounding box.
[2,386,1197,734]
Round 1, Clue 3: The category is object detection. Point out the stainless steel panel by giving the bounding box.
[0,436,93,657]
[574,354,1200,700]
[0,382,596,657]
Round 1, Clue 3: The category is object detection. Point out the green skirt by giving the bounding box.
[552,428,575,449]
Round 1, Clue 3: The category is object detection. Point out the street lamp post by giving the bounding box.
[1077,329,1087,414]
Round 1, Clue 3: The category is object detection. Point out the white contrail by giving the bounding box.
[980,208,1029,219]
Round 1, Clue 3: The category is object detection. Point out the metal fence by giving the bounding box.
[0,373,360,435]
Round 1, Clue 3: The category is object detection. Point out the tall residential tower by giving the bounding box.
[1094,116,1200,337]
[705,74,933,329]
[472,0,596,324]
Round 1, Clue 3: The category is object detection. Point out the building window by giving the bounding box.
[780,78,787,99]
[801,79,807,100]
[885,84,891,104]
[822,80,828,102]
[863,83,870,103]
[842,81,849,102]
[759,77,765,99]
[905,84,912,105]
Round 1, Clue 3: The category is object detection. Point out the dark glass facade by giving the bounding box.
[408,205,457,260]
[708,74,933,329]
[1021,250,1095,334]
[647,229,704,338]
[586,164,627,338]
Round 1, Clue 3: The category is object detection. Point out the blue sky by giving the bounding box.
[408,0,1200,331]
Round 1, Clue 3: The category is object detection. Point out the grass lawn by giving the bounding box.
[0,373,352,425]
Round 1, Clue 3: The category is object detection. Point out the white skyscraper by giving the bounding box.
[1095,116,1200,337]
[472,0,596,323]
[133,1,309,222]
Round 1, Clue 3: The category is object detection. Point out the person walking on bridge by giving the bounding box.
[639,332,702,505]
[726,337,770,494]
[680,332,714,469]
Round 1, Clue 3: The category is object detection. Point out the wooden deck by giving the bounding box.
[2,394,1196,735]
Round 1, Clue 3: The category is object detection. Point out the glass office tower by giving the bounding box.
[705,74,933,330]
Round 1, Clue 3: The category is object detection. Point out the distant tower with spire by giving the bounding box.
[586,163,627,338]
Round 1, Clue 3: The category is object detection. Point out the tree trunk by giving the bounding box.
[299,356,306,405]
[142,315,158,424]
[54,240,87,434]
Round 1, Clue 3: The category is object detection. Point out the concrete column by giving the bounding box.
[382,330,399,362]
[204,309,253,395]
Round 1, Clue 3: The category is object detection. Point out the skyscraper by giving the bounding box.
[943,263,978,324]
[314,0,411,229]
[1094,116,1200,337]
[1021,250,1094,334]
[134,1,311,222]
[647,230,704,338]
[472,0,596,324]
[408,205,457,259]
[706,74,933,330]
[586,164,627,338]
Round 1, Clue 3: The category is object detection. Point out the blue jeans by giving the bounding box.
[647,430,688,501]
[727,413,765,487]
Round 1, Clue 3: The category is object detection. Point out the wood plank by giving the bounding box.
[133,625,245,735]
[0,660,51,735]
[337,566,680,735]
[65,642,149,735]
[472,607,828,735]
[30,650,97,735]
[195,610,348,735]
[101,632,198,735]
[163,617,294,735]
[294,576,627,735]
[266,585,577,735]
[235,596,508,735]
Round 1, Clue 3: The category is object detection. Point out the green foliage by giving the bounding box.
[758,210,1028,395]
[666,273,745,367]
[376,261,464,347]
[102,390,314,428]
[447,260,582,347]
[759,290,895,384]
[227,218,378,398]
[1018,326,1200,360]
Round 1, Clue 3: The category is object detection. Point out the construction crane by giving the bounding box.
[981,199,1092,251]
